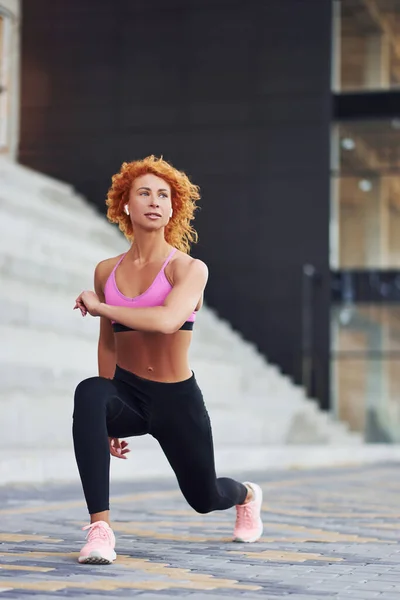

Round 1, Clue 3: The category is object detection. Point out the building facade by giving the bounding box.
[18,0,400,441]
[331,0,400,441]
[0,0,20,159]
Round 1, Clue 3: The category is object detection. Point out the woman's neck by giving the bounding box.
[128,230,171,264]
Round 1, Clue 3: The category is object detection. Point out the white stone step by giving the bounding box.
[0,158,101,217]
[0,391,266,450]
[0,364,91,395]
[0,180,97,226]
[0,158,363,481]
[0,156,73,195]
[0,344,294,409]
[0,384,357,451]
[0,210,122,270]
[0,273,314,405]
[0,391,73,450]
[0,289,268,381]
[208,406,296,445]
[0,275,283,391]
[286,403,363,445]
[0,244,269,372]
[1,350,354,448]
[2,443,399,485]
[0,186,128,252]
[0,286,99,339]
[230,392,363,445]
[0,169,95,220]
[0,252,93,292]
[1,265,347,445]
[0,355,306,419]
[0,325,98,370]
[0,391,256,450]
[0,277,279,382]
[0,319,245,399]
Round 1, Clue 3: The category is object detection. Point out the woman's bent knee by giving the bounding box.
[186,496,215,514]
[73,377,109,417]
[74,376,102,401]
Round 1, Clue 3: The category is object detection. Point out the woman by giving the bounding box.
[73,155,263,565]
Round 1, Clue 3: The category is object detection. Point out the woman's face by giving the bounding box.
[127,173,172,231]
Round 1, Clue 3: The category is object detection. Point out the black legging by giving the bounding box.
[73,365,247,515]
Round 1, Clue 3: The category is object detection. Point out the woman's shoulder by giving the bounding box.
[94,254,125,285]
[169,250,208,281]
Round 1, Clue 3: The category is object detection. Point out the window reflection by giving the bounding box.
[335,0,400,92]
[331,120,400,268]
[331,304,400,441]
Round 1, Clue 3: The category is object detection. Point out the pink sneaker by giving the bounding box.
[233,482,263,543]
[78,521,117,564]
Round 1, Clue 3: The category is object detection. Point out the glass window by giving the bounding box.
[333,0,400,92]
[331,303,400,441]
[331,120,400,268]
[0,12,11,150]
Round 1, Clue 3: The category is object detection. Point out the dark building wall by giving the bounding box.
[20,0,332,407]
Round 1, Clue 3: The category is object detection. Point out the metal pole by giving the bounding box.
[302,264,316,397]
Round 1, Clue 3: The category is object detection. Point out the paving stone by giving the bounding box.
[1,464,400,598]
[337,594,382,599]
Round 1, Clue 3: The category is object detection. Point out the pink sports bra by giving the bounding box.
[104,248,196,333]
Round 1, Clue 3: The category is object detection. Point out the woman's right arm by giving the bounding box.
[94,260,129,459]
[94,261,116,379]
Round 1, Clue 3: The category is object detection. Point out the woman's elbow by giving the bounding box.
[159,316,181,335]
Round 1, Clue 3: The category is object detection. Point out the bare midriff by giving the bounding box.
[114,330,193,382]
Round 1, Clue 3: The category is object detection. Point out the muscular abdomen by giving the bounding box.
[114,331,193,383]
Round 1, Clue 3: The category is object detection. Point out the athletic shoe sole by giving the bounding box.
[233,523,264,543]
[78,549,117,564]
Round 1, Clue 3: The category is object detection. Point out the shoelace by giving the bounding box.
[236,502,256,528]
[82,522,111,543]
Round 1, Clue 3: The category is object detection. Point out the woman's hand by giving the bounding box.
[109,437,130,460]
[74,291,102,317]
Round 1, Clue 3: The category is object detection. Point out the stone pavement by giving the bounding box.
[1,464,400,599]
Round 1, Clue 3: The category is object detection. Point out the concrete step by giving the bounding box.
[0,391,272,449]
[0,391,74,450]
[0,252,93,292]
[0,277,277,379]
[0,264,319,404]
[0,293,275,384]
[0,179,98,225]
[0,359,310,423]
[0,187,128,252]
[0,290,99,340]
[0,157,362,470]
[0,156,74,195]
[0,247,266,371]
[286,403,363,445]
[0,338,298,406]
[209,406,297,445]
[0,209,123,270]
[0,346,245,406]
[0,168,95,220]
[0,158,98,216]
[0,271,285,387]
[0,384,361,452]
[1,258,345,445]
[2,443,400,485]
[0,325,98,370]
[0,364,92,395]
[1,351,355,449]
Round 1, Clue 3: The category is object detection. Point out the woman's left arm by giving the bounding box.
[76,259,208,334]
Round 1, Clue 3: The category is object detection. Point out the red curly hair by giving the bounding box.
[106,155,200,254]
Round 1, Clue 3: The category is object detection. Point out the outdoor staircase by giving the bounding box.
[0,157,362,484]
